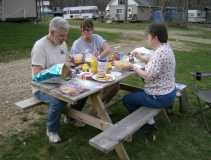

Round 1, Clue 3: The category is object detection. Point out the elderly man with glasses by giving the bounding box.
[31,17,86,143]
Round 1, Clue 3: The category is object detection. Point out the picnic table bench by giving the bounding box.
[89,106,160,153]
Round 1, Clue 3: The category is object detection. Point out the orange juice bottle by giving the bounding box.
[90,56,97,73]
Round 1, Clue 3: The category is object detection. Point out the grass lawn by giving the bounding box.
[0,22,211,160]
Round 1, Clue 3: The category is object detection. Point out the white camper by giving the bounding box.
[0,0,38,21]
[188,10,206,23]
[63,6,99,20]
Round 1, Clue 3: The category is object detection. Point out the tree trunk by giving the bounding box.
[124,0,128,22]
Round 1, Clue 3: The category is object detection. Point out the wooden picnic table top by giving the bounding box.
[31,70,134,104]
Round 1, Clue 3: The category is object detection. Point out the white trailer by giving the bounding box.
[63,6,99,20]
[0,0,38,21]
[188,10,206,23]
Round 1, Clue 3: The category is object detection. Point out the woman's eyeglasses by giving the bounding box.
[83,28,93,32]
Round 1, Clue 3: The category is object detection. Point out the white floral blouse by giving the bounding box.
[144,43,176,95]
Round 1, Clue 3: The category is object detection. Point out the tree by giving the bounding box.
[124,0,128,22]
[160,0,169,15]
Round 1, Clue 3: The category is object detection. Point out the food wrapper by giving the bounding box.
[32,63,70,82]
[60,80,88,96]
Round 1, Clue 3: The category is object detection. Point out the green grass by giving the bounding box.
[1,22,211,160]
[0,22,120,62]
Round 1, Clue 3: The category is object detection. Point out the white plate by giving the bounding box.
[92,74,115,82]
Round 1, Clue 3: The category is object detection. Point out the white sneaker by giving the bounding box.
[63,115,71,124]
[46,129,61,143]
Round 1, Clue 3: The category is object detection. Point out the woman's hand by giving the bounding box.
[131,64,149,80]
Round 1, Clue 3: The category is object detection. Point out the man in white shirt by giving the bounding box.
[31,17,86,143]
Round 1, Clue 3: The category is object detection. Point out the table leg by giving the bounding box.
[90,93,130,160]
[179,89,189,113]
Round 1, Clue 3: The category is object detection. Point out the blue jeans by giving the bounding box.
[34,91,87,133]
[122,89,176,113]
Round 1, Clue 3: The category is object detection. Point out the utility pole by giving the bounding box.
[124,0,128,22]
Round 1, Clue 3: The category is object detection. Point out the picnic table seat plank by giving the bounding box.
[89,107,160,153]
[15,96,42,109]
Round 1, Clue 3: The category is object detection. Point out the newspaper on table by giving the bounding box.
[131,47,153,58]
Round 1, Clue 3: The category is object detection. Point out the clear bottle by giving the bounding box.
[128,53,134,63]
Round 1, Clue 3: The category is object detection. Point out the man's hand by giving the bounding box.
[32,65,43,75]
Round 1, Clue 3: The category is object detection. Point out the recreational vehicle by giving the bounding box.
[63,6,99,20]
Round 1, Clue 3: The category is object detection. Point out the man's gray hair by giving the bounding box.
[49,17,70,32]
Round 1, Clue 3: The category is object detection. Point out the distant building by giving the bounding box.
[0,0,38,21]
[107,0,154,21]
[188,10,206,23]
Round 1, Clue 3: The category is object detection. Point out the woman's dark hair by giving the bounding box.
[147,23,168,43]
[80,19,94,30]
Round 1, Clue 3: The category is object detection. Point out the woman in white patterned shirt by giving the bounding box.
[123,23,176,130]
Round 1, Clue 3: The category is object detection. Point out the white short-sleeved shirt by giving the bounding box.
[144,43,176,95]
[31,36,68,93]
[31,36,68,69]
[70,34,106,56]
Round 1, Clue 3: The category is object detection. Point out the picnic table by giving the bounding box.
[15,60,188,159]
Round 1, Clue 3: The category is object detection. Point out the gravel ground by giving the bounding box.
[0,59,47,137]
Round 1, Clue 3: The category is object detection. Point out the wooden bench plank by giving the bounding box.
[89,107,160,153]
[15,97,42,110]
